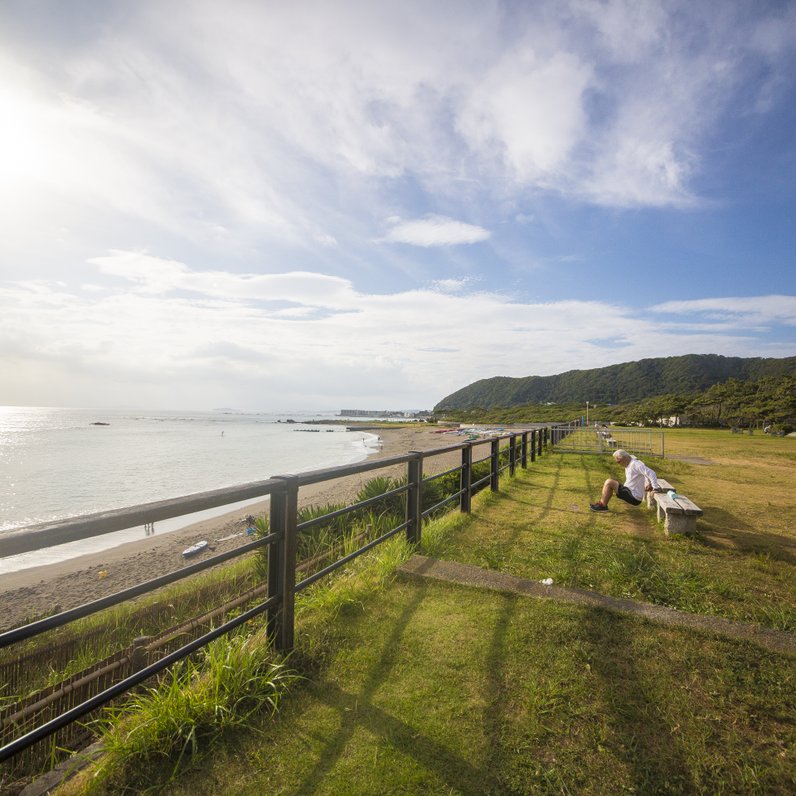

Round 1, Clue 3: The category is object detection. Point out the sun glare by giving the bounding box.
[0,89,51,185]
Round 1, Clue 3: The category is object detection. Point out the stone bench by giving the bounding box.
[645,478,674,509]
[646,478,703,536]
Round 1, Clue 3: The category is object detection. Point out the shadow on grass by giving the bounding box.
[291,580,486,795]
[459,537,700,793]
[308,681,486,794]
[481,591,517,793]
[503,455,566,520]
[580,452,605,505]
[449,458,568,572]
[695,507,796,565]
[582,607,694,794]
[613,537,684,606]
[550,456,657,586]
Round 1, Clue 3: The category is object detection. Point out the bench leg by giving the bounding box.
[663,512,696,536]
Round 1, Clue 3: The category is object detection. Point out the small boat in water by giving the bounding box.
[182,540,208,558]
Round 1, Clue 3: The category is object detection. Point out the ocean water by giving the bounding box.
[0,406,382,573]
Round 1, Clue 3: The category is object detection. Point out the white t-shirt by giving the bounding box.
[624,457,660,500]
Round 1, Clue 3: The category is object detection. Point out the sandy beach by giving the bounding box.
[0,425,473,632]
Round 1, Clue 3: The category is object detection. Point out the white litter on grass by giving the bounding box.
[541,578,553,586]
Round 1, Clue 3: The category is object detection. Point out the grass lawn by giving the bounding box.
[432,429,796,631]
[134,578,794,795]
[60,429,796,795]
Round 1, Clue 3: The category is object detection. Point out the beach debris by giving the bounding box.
[216,531,245,542]
[540,577,553,586]
[98,570,109,578]
[182,540,209,558]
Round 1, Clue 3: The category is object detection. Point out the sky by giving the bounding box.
[0,0,795,412]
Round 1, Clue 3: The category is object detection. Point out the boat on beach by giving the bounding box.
[182,540,208,558]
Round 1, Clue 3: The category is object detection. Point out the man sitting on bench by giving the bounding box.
[590,449,661,512]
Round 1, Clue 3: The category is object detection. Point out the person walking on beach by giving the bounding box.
[590,449,660,512]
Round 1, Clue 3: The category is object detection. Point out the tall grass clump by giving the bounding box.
[253,468,492,583]
[80,629,298,792]
[254,475,410,577]
[354,475,405,518]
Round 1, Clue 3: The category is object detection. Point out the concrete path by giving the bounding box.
[399,555,796,657]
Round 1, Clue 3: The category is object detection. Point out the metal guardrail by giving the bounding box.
[551,423,665,457]
[0,423,573,770]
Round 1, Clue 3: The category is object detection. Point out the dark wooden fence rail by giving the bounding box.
[0,423,575,769]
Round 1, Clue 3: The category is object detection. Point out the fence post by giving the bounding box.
[530,430,537,463]
[406,451,423,545]
[509,434,517,476]
[538,428,544,457]
[460,443,472,513]
[490,438,500,491]
[267,475,298,653]
[521,431,528,468]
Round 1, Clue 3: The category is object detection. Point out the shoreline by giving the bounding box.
[0,425,466,631]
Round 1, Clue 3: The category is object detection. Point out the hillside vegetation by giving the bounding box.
[437,374,796,432]
[434,354,796,411]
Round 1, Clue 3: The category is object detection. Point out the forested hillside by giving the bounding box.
[434,355,796,411]
[437,375,796,432]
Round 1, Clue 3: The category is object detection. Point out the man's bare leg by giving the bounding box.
[600,478,619,506]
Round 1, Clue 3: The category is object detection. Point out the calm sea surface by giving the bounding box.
[0,407,381,572]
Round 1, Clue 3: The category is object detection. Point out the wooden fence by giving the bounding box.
[0,423,572,782]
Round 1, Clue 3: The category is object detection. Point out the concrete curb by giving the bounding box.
[398,555,796,657]
[18,740,104,796]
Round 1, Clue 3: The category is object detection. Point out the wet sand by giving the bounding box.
[0,425,469,631]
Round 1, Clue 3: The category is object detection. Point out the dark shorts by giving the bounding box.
[617,484,642,506]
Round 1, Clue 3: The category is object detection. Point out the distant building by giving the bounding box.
[648,415,682,427]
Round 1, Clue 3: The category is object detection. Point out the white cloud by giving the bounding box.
[0,0,792,280]
[457,49,592,183]
[382,216,490,247]
[650,295,796,327]
[431,278,473,293]
[581,135,697,208]
[88,251,358,307]
[0,2,793,411]
[0,258,792,410]
[574,0,668,63]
